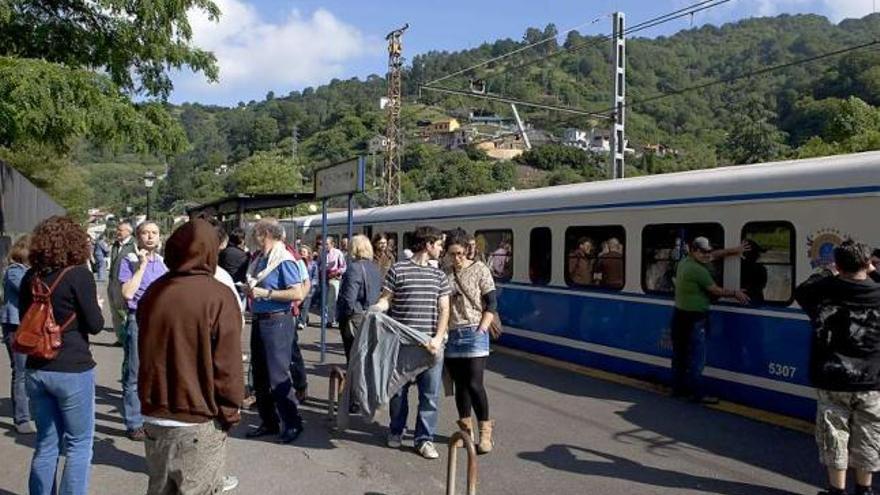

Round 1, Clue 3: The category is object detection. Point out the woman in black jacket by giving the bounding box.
[19,216,104,495]
[337,235,382,363]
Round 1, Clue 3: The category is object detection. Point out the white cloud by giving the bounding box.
[173,0,382,104]
[747,0,873,21]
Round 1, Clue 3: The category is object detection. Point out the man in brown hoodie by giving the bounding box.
[137,219,245,495]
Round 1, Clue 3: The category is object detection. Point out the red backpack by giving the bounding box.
[13,267,76,360]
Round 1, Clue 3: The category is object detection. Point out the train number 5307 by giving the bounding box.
[768,363,797,378]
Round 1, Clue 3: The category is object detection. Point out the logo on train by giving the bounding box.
[806,228,852,269]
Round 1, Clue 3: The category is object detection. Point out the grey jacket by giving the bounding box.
[338,311,440,428]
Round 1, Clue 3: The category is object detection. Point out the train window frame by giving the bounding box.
[641,223,725,296]
[564,225,626,291]
[529,227,552,285]
[475,229,514,282]
[740,221,796,307]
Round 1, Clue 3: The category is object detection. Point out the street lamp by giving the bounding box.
[143,171,156,220]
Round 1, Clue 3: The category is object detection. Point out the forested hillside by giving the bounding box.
[22,12,880,217]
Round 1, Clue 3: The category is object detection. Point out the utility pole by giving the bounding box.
[292,124,301,189]
[510,104,531,150]
[383,23,408,205]
[609,12,626,179]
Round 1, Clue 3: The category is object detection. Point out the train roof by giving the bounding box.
[292,151,880,227]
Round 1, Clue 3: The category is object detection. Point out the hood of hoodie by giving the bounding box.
[164,219,218,276]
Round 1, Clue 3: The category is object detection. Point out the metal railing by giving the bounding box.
[327,365,346,423]
[446,430,478,495]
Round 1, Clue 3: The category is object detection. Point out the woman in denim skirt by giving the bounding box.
[443,229,497,454]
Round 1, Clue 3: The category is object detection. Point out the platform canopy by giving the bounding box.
[186,192,316,227]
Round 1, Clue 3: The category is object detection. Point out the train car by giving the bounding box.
[288,151,880,420]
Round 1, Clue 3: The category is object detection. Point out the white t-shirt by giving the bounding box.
[215,266,245,312]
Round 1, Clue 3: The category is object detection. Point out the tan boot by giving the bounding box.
[477,420,494,454]
[454,417,474,447]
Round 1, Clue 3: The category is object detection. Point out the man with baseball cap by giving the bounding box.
[671,236,749,403]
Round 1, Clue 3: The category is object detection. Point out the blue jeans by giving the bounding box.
[2,323,30,424]
[122,314,142,430]
[389,354,444,446]
[27,368,95,495]
[298,290,314,327]
[251,314,302,431]
[670,309,708,399]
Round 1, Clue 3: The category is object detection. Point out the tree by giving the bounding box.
[0,0,220,100]
[0,57,187,154]
[227,150,302,195]
[721,97,788,165]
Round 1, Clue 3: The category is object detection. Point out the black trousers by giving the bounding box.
[445,357,490,421]
[339,312,365,364]
[670,308,709,399]
[251,314,302,430]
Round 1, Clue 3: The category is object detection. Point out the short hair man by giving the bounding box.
[795,241,880,495]
[119,221,168,440]
[372,226,451,460]
[137,220,244,494]
[670,236,749,403]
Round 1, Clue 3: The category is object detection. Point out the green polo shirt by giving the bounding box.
[674,256,715,313]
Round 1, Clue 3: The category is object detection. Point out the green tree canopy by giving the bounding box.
[0,0,219,100]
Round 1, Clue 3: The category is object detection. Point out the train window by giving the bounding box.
[741,222,795,305]
[642,223,724,295]
[403,231,414,257]
[565,226,626,290]
[529,227,552,285]
[475,229,513,282]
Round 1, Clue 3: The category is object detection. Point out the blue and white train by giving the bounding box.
[287,151,880,420]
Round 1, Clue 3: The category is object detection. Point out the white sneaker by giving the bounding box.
[222,475,239,492]
[418,441,440,460]
[15,421,36,434]
[386,433,402,448]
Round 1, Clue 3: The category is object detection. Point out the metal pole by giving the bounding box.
[347,194,354,245]
[610,12,626,179]
[146,189,151,220]
[320,199,328,363]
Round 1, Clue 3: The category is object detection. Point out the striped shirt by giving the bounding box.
[384,260,451,335]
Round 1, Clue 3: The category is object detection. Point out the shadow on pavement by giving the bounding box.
[0,417,145,475]
[519,444,802,495]
[488,349,823,488]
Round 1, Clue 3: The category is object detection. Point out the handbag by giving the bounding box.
[452,268,503,340]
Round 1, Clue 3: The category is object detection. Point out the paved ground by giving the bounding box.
[0,285,829,494]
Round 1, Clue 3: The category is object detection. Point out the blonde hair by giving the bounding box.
[349,234,373,260]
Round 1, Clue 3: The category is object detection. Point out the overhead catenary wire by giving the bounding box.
[420,85,612,119]
[419,0,734,118]
[591,39,880,116]
[423,16,610,87]
[478,0,733,83]
[424,0,733,90]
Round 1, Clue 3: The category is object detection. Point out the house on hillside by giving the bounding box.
[562,128,634,155]
[422,119,461,135]
[642,143,680,157]
[468,112,509,125]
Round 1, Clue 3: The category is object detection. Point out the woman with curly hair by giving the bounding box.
[18,216,104,495]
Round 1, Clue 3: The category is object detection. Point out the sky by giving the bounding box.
[169,0,879,106]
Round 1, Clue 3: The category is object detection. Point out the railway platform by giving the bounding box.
[0,296,828,494]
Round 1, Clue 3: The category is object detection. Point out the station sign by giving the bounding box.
[314,157,366,199]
